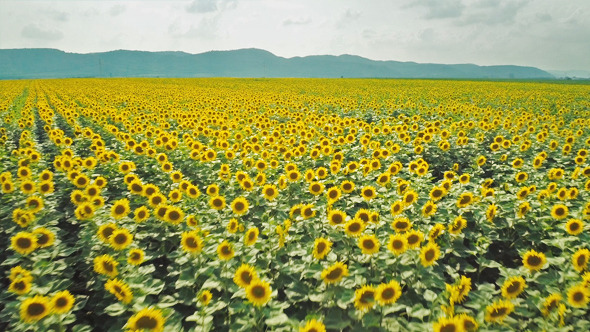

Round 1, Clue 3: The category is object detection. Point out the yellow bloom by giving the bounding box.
[358,234,380,255]
[312,237,332,260]
[375,280,402,305]
[354,285,376,312]
[321,262,348,284]
[485,299,514,323]
[109,228,133,250]
[234,264,258,288]
[501,276,526,299]
[299,319,326,332]
[522,249,546,272]
[20,295,52,323]
[217,240,235,260]
[105,278,133,304]
[246,279,272,306]
[126,307,165,332]
[11,232,37,255]
[420,241,440,267]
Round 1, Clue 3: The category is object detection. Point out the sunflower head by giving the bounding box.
[313,237,332,260]
[20,295,52,323]
[321,262,348,284]
[126,307,166,331]
[501,276,526,299]
[354,285,376,312]
[522,249,546,272]
[217,240,235,260]
[420,241,441,267]
[358,234,380,255]
[234,264,258,288]
[246,279,272,307]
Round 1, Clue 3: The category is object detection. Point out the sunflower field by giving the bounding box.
[1,78,590,332]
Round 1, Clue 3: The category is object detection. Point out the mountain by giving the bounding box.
[0,48,554,79]
[547,70,590,79]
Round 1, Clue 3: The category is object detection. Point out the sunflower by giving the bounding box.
[551,204,569,220]
[11,232,37,255]
[126,307,165,332]
[567,284,590,308]
[517,202,531,218]
[128,248,145,265]
[486,204,497,223]
[456,192,474,208]
[476,155,486,167]
[231,197,249,216]
[405,229,424,249]
[327,209,347,226]
[515,171,528,183]
[198,290,212,306]
[354,285,376,312]
[143,183,159,197]
[522,249,546,272]
[227,218,239,234]
[301,204,316,219]
[111,198,130,220]
[20,180,36,194]
[501,276,526,299]
[429,186,446,201]
[390,217,411,233]
[422,201,437,217]
[433,316,464,332]
[244,227,259,246]
[450,275,472,304]
[387,234,408,255]
[457,313,478,331]
[344,219,365,237]
[105,278,133,304]
[429,223,445,241]
[75,202,96,220]
[246,279,272,306]
[20,295,52,323]
[403,190,418,206]
[234,264,258,288]
[94,176,108,188]
[390,201,404,216]
[572,248,590,272]
[325,186,341,203]
[148,193,167,208]
[321,262,348,284]
[181,231,204,254]
[110,228,133,251]
[299,319,326,332]
[26,195,44,213]
[209,195,226,211]
[10,266,32,281]
[541,293,562,316]
[262,184,279,201]
[132,206,149,223]
[93,254,119,278]
[565,219,584,235]
[164,206,184,225]
[217,240,235,260]
[33,227,55,248]
[420,241,441,267]
[9,277,32,295]
[313,237,332,260]
[2,180,15,193]
[341,180,355,193]
[360,185,377,201]
[39,181,54,194]
[485,299,514,323]
[287,170,301,182]
[98,223,117,243]
[448,216,467,235]
[358,234,380,255]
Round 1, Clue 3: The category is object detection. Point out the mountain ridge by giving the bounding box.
[0,48,554,79]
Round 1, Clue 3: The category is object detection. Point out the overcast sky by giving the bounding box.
[1,0,589,71]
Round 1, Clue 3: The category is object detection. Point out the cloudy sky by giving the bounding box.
[1,0,589,71]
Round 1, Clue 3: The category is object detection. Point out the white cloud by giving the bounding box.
[21,24,63,41]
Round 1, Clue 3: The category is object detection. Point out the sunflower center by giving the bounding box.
[37,234,49,245]
[241,272,252,284]
[381,288,395,300]
[326,267,343,280]
[312,184,320,192]
[491,307,508,317]
[360,291,374,304]
[235,202,244,211]
[396,221,408,229]
[132,184,142,192]
[222,245,231,254]
[114,205,126,215]
[303,208,313,217]
[432,190,442,198]
[136,316,158,329]
[248,232,256,241]
[14,280,26,290]
[27,302,47,317]
[186,237,198,248]
[363,189,373,197]
[265,189,275,196]
[506,282,521,294]
[251,285,266,298]
[407,235,419,245]
[527,255,542,267]
[424,249,435,261]
[114,234,128,245]
[16,237,33,249]
[577,254,587,266]
[555,208,565,216]
[573,291,584,302]
[103,261,114,272]
[331,214,343,224]
[316,242,326,253]
[348,223,361,232]
[329,190,338,199]
[569,223,580,232]
[392,240,403,250]
[440,323,457,332]
[459,196,471,205]
[362,239,375,249]
[168,211,180,221]
[343,184,352,191]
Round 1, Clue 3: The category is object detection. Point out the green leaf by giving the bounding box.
[265,312,289,326]
[104,302,127,316]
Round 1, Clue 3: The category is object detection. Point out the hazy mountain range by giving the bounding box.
[0,48,555,80]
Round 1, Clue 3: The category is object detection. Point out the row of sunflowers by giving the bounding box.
[1,78,589,331]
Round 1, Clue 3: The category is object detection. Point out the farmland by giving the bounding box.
[1,78,589,331]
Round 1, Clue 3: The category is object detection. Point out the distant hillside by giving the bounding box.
[0,48,554,79]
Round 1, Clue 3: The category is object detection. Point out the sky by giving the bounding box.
[1,0,589,72]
